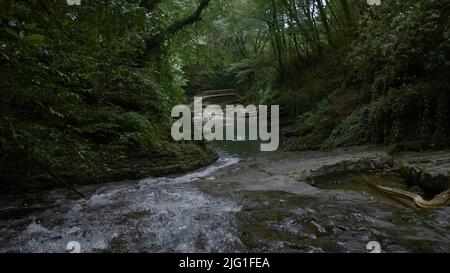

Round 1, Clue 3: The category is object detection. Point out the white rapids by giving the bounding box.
[0,156,241,253]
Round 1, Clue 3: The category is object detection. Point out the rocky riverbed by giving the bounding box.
[0,146,449,253]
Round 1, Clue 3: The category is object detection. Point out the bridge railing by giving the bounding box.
[193,89,238,99]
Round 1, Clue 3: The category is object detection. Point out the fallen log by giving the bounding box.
[375,185,450,209]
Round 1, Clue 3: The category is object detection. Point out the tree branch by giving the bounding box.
[166,0,211,35]
[144,0,212,52]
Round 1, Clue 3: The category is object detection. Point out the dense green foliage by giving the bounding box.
[181,0,450,149]
[295,0,450,149]
[0,0,215,191]
[328,0,450,146]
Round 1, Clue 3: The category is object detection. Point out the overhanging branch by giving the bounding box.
[144,0,212,52]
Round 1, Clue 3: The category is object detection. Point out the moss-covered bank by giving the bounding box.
[0,1,217,194]
[0,143,217,194]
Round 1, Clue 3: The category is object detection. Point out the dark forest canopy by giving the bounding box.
[0,0,449,192]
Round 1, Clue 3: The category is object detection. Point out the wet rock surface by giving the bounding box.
[0,146,449,253]
[396,150,450,195]
[195,146,450,253]
[203,146,393,194]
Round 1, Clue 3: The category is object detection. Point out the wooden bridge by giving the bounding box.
[191,89,240,105]
[190,89,273,118]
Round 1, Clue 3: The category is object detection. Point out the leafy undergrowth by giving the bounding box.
[0,1,215,193]
[284,0,450,151]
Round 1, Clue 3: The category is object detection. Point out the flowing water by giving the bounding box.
[0,119,449,252]
[0,157,242,253]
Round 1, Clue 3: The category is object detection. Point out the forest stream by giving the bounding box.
[1,0,450,256]
[0,131,449,253]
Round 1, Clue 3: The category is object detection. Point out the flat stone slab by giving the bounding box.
[204,146,450,196]
[210,146,393,195]
[397,150,450,194]
[398,150,450,176]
